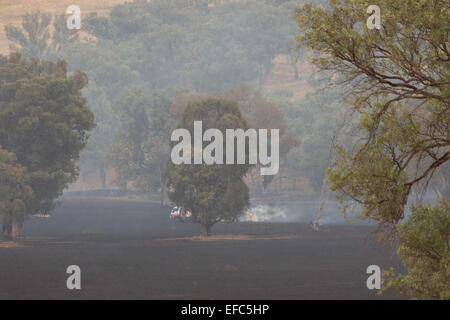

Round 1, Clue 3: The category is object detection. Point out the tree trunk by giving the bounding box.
[203,224,212,237]
[2,215,12,240]
[12,215,23,238]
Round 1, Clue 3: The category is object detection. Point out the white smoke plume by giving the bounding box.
[240,203,370,225]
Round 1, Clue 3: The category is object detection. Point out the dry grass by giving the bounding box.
[0,0,126,54]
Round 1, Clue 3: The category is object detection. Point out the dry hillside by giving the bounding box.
[0,0,125,54]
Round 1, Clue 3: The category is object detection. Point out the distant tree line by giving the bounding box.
[5,0,312,193]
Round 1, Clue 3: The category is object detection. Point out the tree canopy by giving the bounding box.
[296,0,449,299]
[296,0,450,232]
[0,53,95,228]
[165,97,251,235]
[383,201,450,299]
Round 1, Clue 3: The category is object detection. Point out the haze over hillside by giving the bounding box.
[0,0,125,54]
[1,0,314,191]
[0,0,311,107]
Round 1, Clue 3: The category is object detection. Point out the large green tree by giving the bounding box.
[165,97,251,236]
[383,201,450,300]
[0,53,95,237]
[296,0,449,229]
[0,147,34,240]
[296,0,449,298]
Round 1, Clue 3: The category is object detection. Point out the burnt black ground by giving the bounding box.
[0,197,404,299]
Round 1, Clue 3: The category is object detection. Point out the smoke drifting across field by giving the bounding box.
[241,203,369,225]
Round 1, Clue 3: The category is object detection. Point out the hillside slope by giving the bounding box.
[0,0,311,100]
[0,0,125,54]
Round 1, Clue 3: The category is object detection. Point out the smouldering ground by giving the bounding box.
[0,197,404,299]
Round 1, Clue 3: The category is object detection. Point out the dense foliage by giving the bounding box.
[383,201,450,299]
[296,0,449,229]
[296,0,449,299]
[0,53,95,238]
[165,97,251,235]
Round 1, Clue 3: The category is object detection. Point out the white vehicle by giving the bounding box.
[169,207,192,222]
